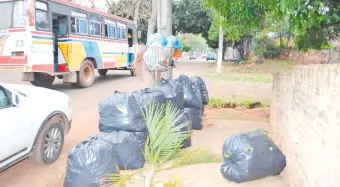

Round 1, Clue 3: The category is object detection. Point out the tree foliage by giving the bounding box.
[178,33,209,52]
[107,0,151,44]
[173,0,211,39]
[278,0,340,51]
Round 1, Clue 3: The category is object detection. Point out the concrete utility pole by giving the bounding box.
[217,24,223,73]
[157,0,173,79]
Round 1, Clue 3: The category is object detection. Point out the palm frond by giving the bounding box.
[163,149,223,170]
[100,166,141,187]
[143,101,191,166]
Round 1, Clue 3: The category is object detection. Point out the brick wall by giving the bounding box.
[270,64,340,187]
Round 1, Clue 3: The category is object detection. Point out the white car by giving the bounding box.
[0,83,72,172]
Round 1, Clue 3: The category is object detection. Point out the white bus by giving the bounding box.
[0,0,138,88]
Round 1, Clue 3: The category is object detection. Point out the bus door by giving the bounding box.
[52,13,68,72]
[127,28,135,68]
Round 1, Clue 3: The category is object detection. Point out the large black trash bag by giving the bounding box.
[132,88,167,110]
[132,131,148,151]
[177,75,203,109]
[64,138,118,187]
[97,131,145,170]
[184,108,203,130]
[176,109,192,148]
[154,79,184,108]
[99,91,146,132]
[191,76,209,105]
[220,130,286,183]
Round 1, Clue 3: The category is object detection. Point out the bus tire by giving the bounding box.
[30,73,55,88]
[98,69,108,76]
[130,69,136,76]
[74,59,95,88]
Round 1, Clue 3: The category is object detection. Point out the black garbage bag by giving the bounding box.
[220,130,286,183]
[64,138,118,187]
[176,109,192,148]
[191,76,209,105]
[99,91,146,132]
[154,79,184,108]
[132,131,148,151]
[177,75,203,109]
[132,88,167,110]
[184,108,203,130]
[97,131,145,170]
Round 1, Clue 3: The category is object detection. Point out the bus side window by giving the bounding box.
[104,24,108,37]
[71,17,76,33]
[122,29,127,39]
[71,17,87,35]
[117,28,121,39]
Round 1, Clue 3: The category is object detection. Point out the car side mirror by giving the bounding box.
[12,94,19,106]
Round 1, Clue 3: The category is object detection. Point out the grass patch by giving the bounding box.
[207,97,270,109]
[204,59,296,83]
[205,72,273,83]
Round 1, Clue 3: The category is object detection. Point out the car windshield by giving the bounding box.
[0,0,26,29]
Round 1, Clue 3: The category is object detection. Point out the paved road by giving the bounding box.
[0,61,212,187]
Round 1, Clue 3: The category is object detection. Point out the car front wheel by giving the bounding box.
[31,117,65,165]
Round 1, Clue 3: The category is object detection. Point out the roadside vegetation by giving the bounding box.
[204,59,296,83]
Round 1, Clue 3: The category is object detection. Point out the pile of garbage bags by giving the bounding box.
[220,130,286,183]
[143,33,181,71]
[64,75,210,187]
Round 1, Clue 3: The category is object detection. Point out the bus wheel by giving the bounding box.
[30,73,55,88]
[73,59,95,88]
[98,69,108,76]
[130,69,136,76]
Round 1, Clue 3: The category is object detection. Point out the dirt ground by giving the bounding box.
[128,119,287,187]
[0,61,282,187]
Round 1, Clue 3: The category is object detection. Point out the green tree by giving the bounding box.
[178,33,209,52]
[173,0,211,39]
[202,0,276,63]
[278,0,340,51]
[108,0,151,44]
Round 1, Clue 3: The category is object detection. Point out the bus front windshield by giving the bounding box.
[0,0,26,29]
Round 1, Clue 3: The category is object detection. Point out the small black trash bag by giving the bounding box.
[99,91,146,132]
[154,79,184,108]
[176,109,192,148]
[97,131,145,170]
[177,75,203,109]
[64,138,118,187]
[184,108,203,130]
[220,129,286,183]
[190,76,209,105]
[132,88,167,110]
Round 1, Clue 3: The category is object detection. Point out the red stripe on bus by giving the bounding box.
[8,28,26,32]
[0,56,27,64]
[31,31,53,36]
[31,64,70,73]
[104,62,116,68]
[51,0,135,24]
[31,64,54,73]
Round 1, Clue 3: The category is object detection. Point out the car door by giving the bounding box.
[0,86,30,164]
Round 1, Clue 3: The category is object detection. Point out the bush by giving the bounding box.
[263,41,284,59]
[254,37,284,59]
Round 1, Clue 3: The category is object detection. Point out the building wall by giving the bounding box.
[270,64,340,187]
